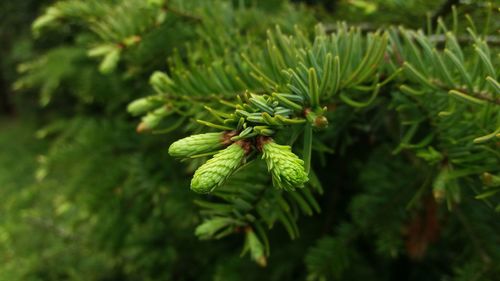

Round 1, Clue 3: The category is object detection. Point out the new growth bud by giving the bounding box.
[168,132,224,158]
[190,142,246,193]
[127,97,161,116]
[261,139,308,191]
[99,48,121,74]
[136,106,169,133]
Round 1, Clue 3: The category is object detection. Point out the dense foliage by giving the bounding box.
[1,0,499,280]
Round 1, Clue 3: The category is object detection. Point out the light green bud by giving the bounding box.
[150,71,175,94]
[168,132,224,158]
[245,229,267,267]
[88,44,116,57]
[99,48,121,74]
[32,7,61,34]
[127,97,161,116]
[191,143,246,193]
[137,106,168,132]
[261,140,308,191]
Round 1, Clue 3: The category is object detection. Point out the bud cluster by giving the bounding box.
[167,128,310,193]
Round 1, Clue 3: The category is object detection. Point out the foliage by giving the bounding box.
[1,0,499,280]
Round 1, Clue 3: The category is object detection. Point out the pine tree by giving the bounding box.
[1,0,499,280]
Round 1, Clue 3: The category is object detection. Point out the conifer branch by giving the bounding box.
[16,0,500,271]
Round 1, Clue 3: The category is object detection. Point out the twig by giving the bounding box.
[432,79,500,105]
[324,23,500,47]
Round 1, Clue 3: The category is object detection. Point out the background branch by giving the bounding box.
[430,0,460,29]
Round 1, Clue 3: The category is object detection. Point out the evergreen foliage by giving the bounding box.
[1,0,499,280]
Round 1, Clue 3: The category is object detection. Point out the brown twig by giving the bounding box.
[432,79,500,105]
[324,23,500,47]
